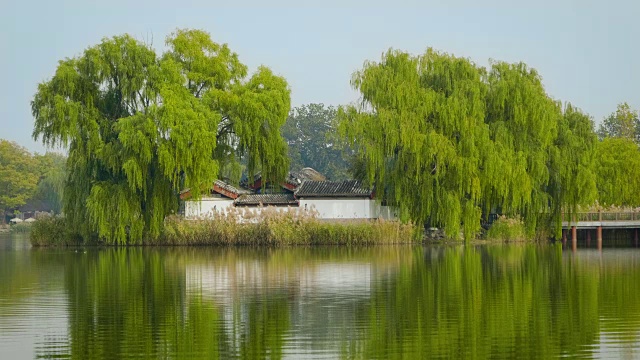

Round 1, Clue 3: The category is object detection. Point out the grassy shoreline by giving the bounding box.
[28,211,551,247]
[30,211,421,247]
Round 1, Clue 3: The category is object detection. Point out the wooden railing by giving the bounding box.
[567,212,640,222]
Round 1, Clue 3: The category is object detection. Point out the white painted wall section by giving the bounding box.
[298,198,399,220]
[185,197,234,218]
[299,198,372,219]
[232,206,301,222]
[186,197,399,220]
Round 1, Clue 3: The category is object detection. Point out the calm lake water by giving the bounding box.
[2,233,640,359]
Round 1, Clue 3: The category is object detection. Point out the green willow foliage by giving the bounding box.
[31,29,290,244]
[549,104,598,230]
[595,137,640,206]
[338,49,596,239]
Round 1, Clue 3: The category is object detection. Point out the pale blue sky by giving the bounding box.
[1,0,638,152]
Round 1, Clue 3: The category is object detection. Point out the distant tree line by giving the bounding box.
[0,139,65,222]
[282,103,351,180]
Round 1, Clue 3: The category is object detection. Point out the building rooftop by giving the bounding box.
[234,193,299,206]
[213,180,252,197]
[295,180,372,198]
[180,179,252,200]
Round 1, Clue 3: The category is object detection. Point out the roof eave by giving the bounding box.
[296,194,372,198]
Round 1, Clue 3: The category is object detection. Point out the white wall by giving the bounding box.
[298,198,399,220]
[233,206,301,222]
[185,197,234,218]
[186,197,398,221]
[298,198,372,219]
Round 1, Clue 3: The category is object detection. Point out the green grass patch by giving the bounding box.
[485,216,527,242]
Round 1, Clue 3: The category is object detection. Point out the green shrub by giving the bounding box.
[10,222,32,233]
[30,216,82,246]
[485,216,527,242]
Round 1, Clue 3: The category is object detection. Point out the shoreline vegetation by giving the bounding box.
[26,209,553,247]
[30,209,421,247]
[484,216,527,243]
[28,205,640,246]
[0,222,33,234]
[13,27,640,246]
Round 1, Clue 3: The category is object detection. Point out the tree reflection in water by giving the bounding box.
[16,245,640,359]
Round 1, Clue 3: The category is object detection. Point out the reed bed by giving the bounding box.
[31,207,420,246]
[156,208,420,246]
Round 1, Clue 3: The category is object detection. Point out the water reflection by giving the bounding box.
[2,235,640,359]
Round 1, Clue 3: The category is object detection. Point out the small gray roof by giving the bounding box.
[295,180,371,198]
[214,180,252,196]
[180,179,252,200]
[235,193,299,206]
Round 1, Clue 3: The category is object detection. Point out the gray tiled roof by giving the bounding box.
[180,179,252,200]
[214,180,252,196]
[234,193,299,206]
[295,180,371,198]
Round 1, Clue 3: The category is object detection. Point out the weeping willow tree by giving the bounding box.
[338,49,592,239]
[338,49,492,239]
[31,29,290,244]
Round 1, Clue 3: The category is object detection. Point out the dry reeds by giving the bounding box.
[156,207,420,246]
[30,207,420,246]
